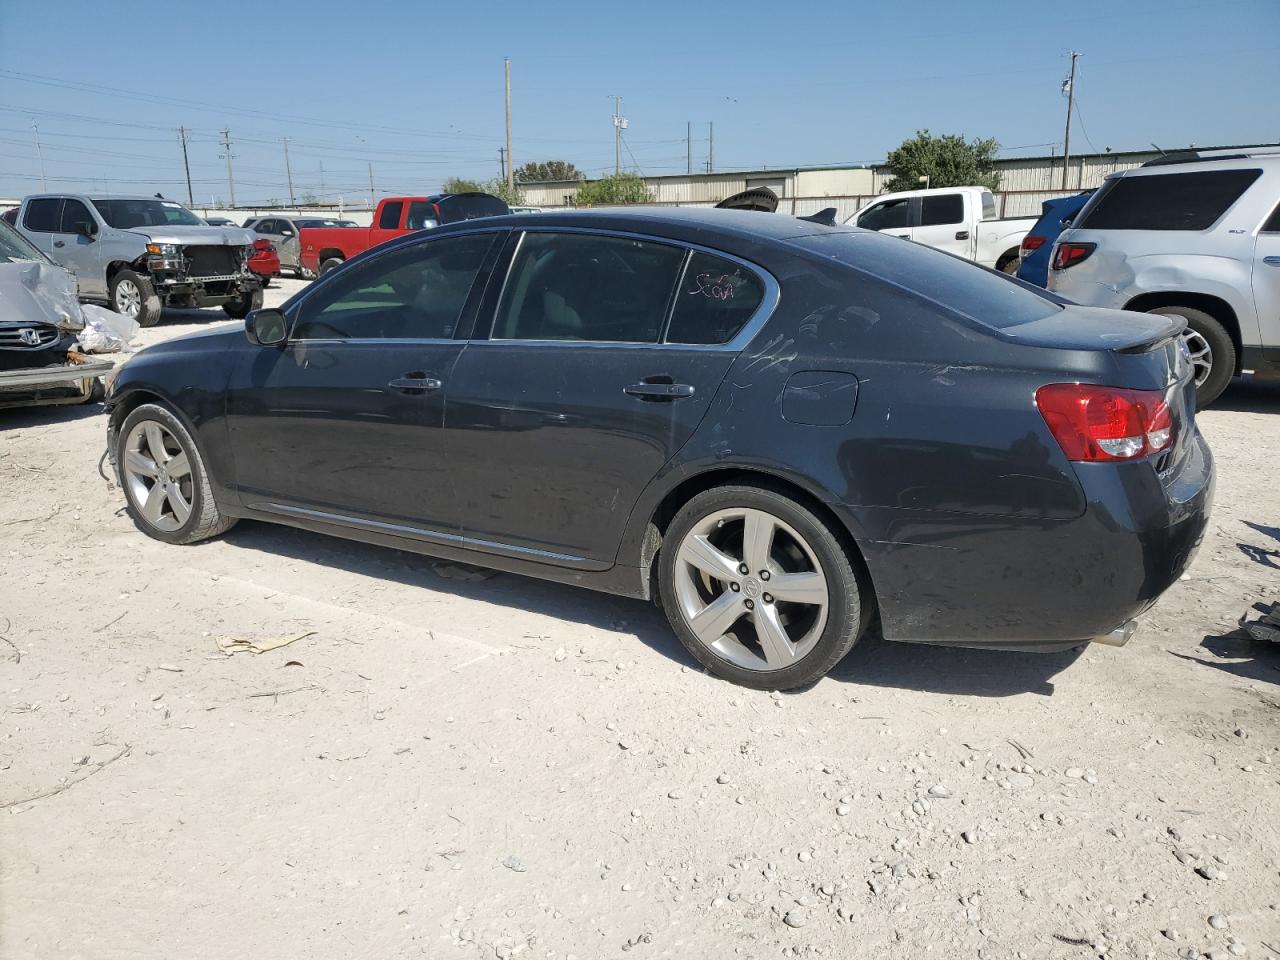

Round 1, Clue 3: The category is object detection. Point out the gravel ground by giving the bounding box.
[2,283,1278,959]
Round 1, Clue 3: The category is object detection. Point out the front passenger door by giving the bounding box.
[854,196,915,239]
[53,198,105,297]
[225,230,503,531]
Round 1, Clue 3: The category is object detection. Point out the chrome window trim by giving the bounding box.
[483,226,780,353]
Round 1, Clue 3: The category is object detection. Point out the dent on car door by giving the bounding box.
[444,231,771,566]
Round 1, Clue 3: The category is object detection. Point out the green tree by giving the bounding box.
[484,178,526,205]
[572,172,653,206]
[443,176,484,194]
[882,130,1002,193]
[515,160,582,183]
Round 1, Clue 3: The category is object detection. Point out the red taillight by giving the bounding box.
[1021,235,1047,252]
[1051,241,1095,270]
[253,238,271,251]
[1035,383,1175,462]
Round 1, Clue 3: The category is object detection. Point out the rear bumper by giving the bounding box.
[844,429,1214,651]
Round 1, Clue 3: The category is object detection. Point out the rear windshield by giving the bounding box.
[92,198,205,229]
[1076,169,1262,231]
[796,232,1059,329]
[438,194,510,223]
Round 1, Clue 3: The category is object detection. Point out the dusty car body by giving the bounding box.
[0,222,112,409]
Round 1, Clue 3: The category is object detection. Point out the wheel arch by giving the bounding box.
[1123,291,1243,374]
[317,248,345,265]
[995,247,1021,273]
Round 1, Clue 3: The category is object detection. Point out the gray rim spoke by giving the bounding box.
[767,569,827,605]
[166,450,191,479]
[124,449,158,478]
[142,482,167,524]
[741,509,775,574]
[123,419,192,533]
[144,423,169,465]
[754,604,797,668]
[167,487,192,524]
[679,534,740,582]
[687,590,745,644]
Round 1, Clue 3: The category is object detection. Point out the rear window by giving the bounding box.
[795,232,1059,330]
[1077,169,1262,231]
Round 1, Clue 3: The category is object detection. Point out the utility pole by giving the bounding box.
[177,126,194,206]
[283,137,296,206]
[31,120,46,190]
[1061,50,1079,190]
[498,146,506,181]
[687,121,692,175]
[504,58,514,190]
[611,96,629,176]
[707,121,714,173]
[219,128,236,207]
[367,161,375,208]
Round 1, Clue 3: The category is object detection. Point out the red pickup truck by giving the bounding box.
[299,193,510,275]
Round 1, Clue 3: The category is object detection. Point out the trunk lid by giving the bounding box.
[994,304,1184,353]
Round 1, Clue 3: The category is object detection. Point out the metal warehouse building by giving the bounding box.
[516,143,1277,221]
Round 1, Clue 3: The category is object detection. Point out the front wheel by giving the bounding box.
[223,286,264,319]
[658,484,869,690]
[116,403,236,544]
[1145,305,1235,408]
[110,269,163,327]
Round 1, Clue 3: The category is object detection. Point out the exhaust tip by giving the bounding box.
[1093,620,1138,647]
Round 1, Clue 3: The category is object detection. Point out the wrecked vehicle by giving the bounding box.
[0,220,112,410]
[13,193,262,328]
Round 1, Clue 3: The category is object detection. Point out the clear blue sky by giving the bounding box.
[1,0,1276,205]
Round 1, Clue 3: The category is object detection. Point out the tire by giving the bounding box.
[1145,305,1235,408]
[116,402,236,545]
[109,269,163,328]
[997,252,1019,275]
[222,286,264,319]
[298,265,317,280]
[320,257,344,275]
[658,483,869,690]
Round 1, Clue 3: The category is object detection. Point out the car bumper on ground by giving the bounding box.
[0,354,113,409]
[843,430,1214,652]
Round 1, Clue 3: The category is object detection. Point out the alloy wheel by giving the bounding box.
[672,507,829,671]
[122,420,194,532]
[1181,328,1213,388]
[114,279,142,318]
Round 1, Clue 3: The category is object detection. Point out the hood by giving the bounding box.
[124,225,255,246]
[0,260,84,330]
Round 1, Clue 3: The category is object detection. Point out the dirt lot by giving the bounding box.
[2,283,1278,959]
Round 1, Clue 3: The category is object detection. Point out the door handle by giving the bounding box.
[1264,256,1280,266]
[894,234,911,239]
[387,375,442,394]
[53,240,65,248]
[624,382,695,400]
[955,230,970,240]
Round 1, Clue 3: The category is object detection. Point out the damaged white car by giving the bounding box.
[0,219,114,410]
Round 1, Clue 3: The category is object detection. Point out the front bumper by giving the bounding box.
[846,429,1214,651]
[0,354,113,409]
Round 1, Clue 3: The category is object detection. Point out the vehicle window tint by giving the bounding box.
[1262,202,1280,233]
[494,232,684,342]
[58,199,94,232]
[23,198,62,232]
[795,232,1059,330]
[292,233,495,340]
[981,192,996,220]
[437,194,509,223]
[377,201,404,230]
[920,194,964,227]
[857,198,910,231]
[667,251,766,344]
[1078,169,1263,230]
[254,219,276,234]
[406,201,436,230]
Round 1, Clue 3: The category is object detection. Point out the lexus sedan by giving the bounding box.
[104,208,1213,689]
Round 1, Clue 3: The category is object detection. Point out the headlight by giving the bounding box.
[146,242,180,256]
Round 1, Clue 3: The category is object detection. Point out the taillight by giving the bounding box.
[253,238,271,251]
[1052,241,1095,270]
[1021,235,1046,252]
[1035,383,1175,462]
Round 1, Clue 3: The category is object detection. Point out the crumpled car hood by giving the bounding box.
[124,225,255,246]
[0,260,83,330]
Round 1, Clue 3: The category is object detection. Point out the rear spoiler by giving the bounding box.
[715,188,838,227]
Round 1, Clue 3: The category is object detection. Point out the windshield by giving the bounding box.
[91,198,206,229]
[0,219,51,264]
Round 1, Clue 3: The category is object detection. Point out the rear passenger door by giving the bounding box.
[444,231,772,566]
[912,192,972,258]
[20,197,64,260]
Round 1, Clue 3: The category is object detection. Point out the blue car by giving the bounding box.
[1016,192,1092,287]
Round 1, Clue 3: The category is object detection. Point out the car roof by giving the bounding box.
[432,206,841,242]
[1112,149,1280,179]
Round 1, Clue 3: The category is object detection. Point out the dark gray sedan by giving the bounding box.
[104,208,1213,689]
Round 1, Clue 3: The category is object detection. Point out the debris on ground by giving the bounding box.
[1238,602,1280,643]
[215,631,315,655]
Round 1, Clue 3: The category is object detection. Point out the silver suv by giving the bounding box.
[1049,148,1280,406]
[14,194,262,328]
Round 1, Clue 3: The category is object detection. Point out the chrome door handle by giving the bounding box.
[624,382,695,399]
[1264,256,1280,266]
[387,375,442,393]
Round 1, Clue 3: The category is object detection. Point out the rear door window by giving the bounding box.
[1078,169,1263,230]
[377,201,404,230]
[493,232,684,342]
[667,251,766,344]
[920,194,965,226]
[23,198,62,233]
[856,197,911,231]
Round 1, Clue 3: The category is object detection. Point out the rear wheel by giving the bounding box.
[223,286,264,319]
[1144,305,1234,408]
[320,257,344,275]
[116,403,235,545]
[298,265,317,280]
[110,269,162,327]
[997,251,1020,275]
[658,484,868,690]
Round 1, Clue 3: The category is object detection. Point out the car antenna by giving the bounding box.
[797,208,838,227]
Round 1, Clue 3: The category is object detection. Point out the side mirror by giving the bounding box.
[281,229,294,236]
[245,308,287,346]
[75,220,97,240]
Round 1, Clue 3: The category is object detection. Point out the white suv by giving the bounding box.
[1049,148,1280,406]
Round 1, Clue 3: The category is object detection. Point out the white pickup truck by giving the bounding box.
[848,186,1036,274]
